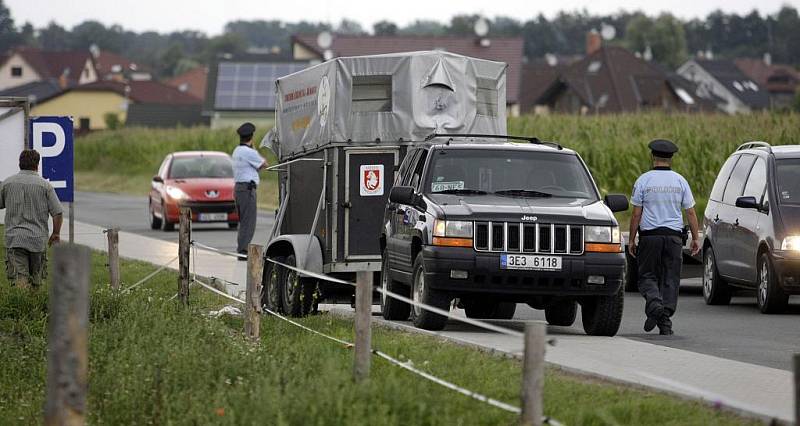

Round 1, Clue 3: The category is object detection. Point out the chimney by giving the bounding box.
[586,30,602,55]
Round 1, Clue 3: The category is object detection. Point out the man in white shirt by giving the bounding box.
[232,122,267,260]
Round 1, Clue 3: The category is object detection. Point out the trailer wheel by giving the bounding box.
[261,255,285,314]
[281,254,314,317]
[380,249,410,321]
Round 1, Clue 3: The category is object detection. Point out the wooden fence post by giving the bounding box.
[794,353,799,426]
[106,228,120,290]
[353,271,372,382]
[245,244,264,341]
[178,208,191,306]
[44,244,90,426]
[520,322,546,426]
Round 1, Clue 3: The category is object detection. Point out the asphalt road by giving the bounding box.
[71,191,799,371]
[70,191,275,254]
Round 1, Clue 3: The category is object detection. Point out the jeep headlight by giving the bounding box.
[585,226,620,244]
[781,236,800,251]
[433,220,473,238]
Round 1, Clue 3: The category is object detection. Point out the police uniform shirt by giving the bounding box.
[631,168,695,232]
[232,145,265,185]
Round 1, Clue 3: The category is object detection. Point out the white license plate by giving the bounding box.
[501,254,562,271]
[198,213,227,222]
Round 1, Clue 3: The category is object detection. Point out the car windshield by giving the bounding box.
[776,159,800,205]
[424,149,598,200]
[169,155,233,179]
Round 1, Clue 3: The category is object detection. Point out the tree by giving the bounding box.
[0,0,19,52]
[204,33,246,61]
[625,13,688,67]
[337,19,365,35]
[399,20,446,36]
[448,14,481,35]
[38,22,73,50]
[373,20,398,36]
[159,43,185,77]
[70,20,124,51]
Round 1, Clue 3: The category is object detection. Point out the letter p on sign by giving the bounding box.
[29,117,74,202]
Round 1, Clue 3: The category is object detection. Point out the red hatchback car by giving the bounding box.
[148,151,239,231]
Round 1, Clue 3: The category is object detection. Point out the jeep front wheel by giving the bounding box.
[410,252,450,330]
[580,286,624,336]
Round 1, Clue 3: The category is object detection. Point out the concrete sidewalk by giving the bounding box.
[70,219,794,424]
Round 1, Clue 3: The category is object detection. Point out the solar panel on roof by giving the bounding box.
[214,62,308,110]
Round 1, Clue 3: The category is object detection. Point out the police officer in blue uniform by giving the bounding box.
[628,139,701,335]
[233,123,267,260]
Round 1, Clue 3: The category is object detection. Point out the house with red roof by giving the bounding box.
[0,47,97,91]
[92,48,153,82]
[167,66,208,101]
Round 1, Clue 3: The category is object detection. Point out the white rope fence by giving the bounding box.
[120,256,179,294]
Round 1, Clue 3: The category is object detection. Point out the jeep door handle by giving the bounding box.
[713,215,720,223]
[734,218,739,227]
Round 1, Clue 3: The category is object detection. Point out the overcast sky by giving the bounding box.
[7,0,799,35]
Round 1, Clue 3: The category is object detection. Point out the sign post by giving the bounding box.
[29,117,74,241]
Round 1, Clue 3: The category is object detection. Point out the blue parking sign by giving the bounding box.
[28,117,73,202]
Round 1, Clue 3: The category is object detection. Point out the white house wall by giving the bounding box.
[0,53,41,91]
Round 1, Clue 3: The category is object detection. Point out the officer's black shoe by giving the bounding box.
[658,326,674,336]
[237,251,248,261]
[644,317,658,332]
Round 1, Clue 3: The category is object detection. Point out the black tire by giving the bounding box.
[261,255,285,314]
[545,299,577,326]
[280,254,314,317]
[703,246,731,305]
[463,300,516,320]
[410,252,451,330]
[757,252,789,314]
[228,222,238,229]
[161,203,175,231]
[624,252,638,292]
[380,249,411,321]
[580,285,624,336]
[148,201,162,230]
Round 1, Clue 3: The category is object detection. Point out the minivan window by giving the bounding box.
[742,158,767,200]
[776,159,800,205]
[425,149,598,200]
[709,156,739,201]
[722,154,755,205]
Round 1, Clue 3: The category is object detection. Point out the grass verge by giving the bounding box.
[0,227,757,425]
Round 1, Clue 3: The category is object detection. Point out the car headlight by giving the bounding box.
[165,186,189,200]
[585,226,620,244]
[433,220,473,238]
[781,236,800,251]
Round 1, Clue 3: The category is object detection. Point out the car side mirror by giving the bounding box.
[153,175,164,183]
[735,196,760,210]
[604,194,629,213]
[389,186,416,205]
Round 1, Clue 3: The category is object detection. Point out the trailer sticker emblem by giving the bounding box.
[360,164,384,196]
[318,75,330,128]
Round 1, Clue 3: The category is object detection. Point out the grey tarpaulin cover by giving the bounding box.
[272,51,507,160]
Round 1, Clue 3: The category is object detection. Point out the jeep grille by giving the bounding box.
[474,222,584,255]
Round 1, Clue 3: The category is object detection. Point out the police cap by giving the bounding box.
[237,122,256,140]
[648,139,678,158]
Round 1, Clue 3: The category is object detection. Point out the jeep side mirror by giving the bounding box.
[153,175,164,183]
[389,186,416,205]
[735,196,760,210]
[604,194,629,213]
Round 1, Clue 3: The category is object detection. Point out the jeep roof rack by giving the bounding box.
[736,141,772,153]
[424,133,563,150]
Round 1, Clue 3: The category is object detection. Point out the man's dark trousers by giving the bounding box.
[637,234,683,327]
[235,182,257,254]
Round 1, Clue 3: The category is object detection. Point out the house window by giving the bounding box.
[476,77,498,117]
[351,75,392,113]
[79,118,91,131]
[11,66,22,77]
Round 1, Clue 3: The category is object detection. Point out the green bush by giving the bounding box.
[103,112,121,130]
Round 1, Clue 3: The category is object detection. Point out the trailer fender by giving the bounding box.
[265,235,323,276]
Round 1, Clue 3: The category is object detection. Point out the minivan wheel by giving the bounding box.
[410,252,450,330]
[463,300,516,320]
[545,299,577,326]
[261,255,285,314]
[580,285,623,336]
[703,247,731,305]
[380,249,411,321]
[161,203,175,231]
[757,252,789,314]
[280,254,314,317]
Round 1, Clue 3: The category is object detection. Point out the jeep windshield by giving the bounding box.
[776,159,800,205]
[425,149,598,200]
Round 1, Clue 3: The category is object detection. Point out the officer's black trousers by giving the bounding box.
[235,184,257,254]
[637,234,683,327]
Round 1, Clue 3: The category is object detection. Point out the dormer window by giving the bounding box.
[11,66,22,77]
